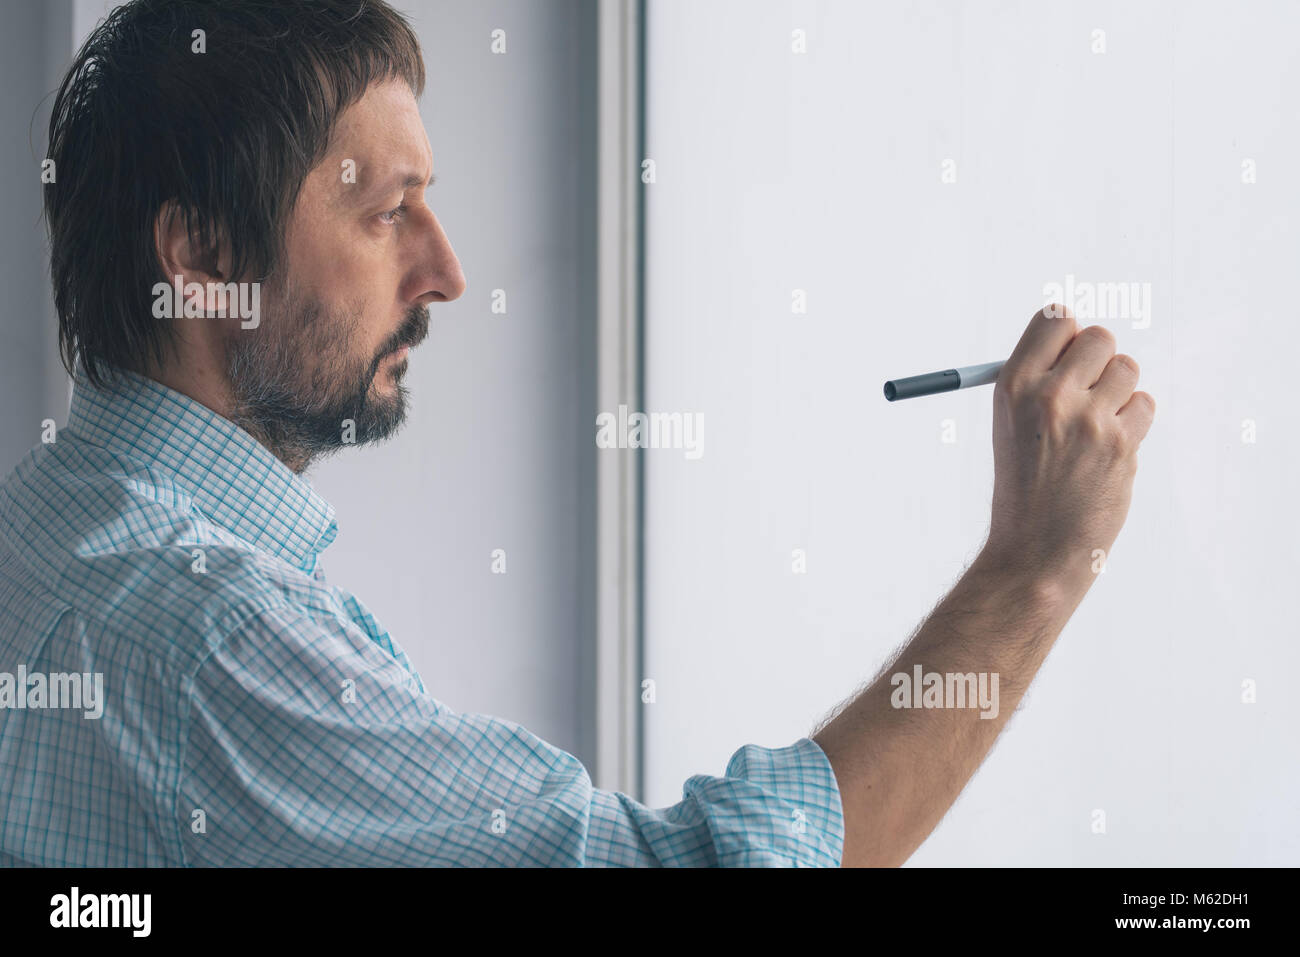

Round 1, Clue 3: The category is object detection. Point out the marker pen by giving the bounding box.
[883,360,1005,401]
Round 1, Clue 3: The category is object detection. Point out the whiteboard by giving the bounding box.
[643,0,1299,865]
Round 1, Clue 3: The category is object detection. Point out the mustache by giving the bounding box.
[377,304,430,358]
[361,304,430,387]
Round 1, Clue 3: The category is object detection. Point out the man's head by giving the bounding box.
[45,0,465,471]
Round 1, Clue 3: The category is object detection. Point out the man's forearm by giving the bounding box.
[812,549,1091,867]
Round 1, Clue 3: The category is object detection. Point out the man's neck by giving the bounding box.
[142,362,314,475]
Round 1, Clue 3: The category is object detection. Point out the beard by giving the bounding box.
[225,281,429,473]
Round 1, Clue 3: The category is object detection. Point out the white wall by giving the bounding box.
[0,1,74,471]
[309,0,600,769]
[311,0,601,768]
[643,0,1299,865]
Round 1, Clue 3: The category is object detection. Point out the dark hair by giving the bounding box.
[44,0,425,387]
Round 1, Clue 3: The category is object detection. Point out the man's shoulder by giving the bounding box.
[0,435,316,672]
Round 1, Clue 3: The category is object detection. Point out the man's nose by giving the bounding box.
[420,213,466,304]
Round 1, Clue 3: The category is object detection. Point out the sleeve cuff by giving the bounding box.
[681,735,846,867]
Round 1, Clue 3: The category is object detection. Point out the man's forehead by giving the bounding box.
[317,81,433,201]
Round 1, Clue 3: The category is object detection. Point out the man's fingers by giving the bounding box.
[1052,324,1117,388]
[1090,353,1141,413]
[1004,303,1079,379]
[1117,390,1156,444]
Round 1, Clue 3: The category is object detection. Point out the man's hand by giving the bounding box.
[811,305,1155,867]
[986,304,1156,593]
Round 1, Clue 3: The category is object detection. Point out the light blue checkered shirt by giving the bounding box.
[0,369,844,866]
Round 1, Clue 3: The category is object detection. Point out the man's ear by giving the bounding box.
[153,200,234,314]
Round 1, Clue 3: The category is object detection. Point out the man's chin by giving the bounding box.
[361,380,409,437]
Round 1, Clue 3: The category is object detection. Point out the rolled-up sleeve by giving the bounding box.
[175,605,844,867]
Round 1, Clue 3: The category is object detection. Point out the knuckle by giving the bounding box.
[1037,380,1070,412]
[1081,414,1108,445]
[998,373,1028,404]
[1081,325,1117,349]
[1111,353,1139,377]
[1125,391,1156,424]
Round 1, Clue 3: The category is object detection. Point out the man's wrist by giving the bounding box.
[968,543,1089,622]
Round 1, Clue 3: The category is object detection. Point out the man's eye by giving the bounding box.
[379,204,407,225]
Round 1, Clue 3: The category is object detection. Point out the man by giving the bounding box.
[0,0,1153,867]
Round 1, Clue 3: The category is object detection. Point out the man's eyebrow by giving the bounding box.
[349,169,436,204]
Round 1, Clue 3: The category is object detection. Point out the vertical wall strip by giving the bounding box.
[595,0,645,799]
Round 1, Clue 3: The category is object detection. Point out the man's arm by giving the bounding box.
[813,305,1156,867]
[179,601,844,867]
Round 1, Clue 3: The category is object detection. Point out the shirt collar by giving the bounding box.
[66,369,338,572]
